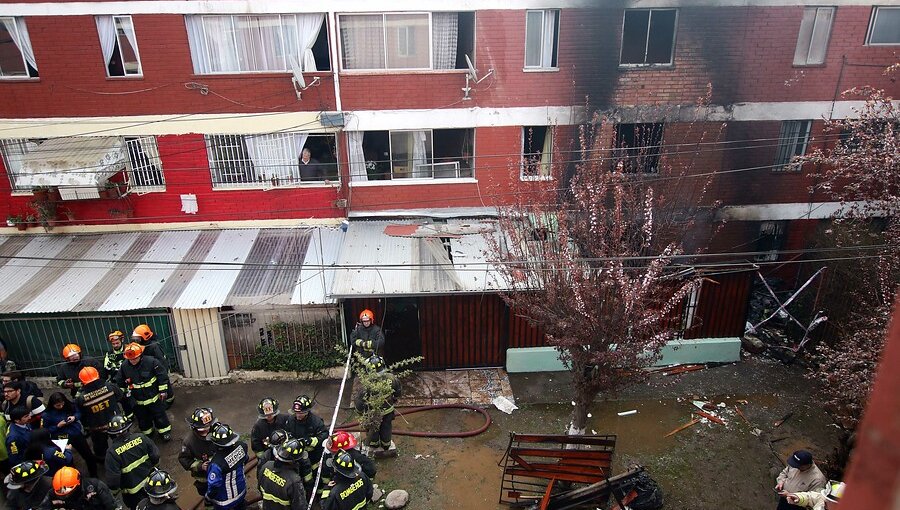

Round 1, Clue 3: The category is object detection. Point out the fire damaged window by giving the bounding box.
[755,221,786,262]
[793,7,834,66]
[521,126,553,180]
[614,123,664,173]
[620,9,677,66]
[773,120,812,171]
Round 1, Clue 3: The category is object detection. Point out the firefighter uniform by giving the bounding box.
[135,500,180,510]
[105,431,160,509]
[8,475,53,510]
[38,477,121,510]
[56,358,105,398]
[178,431,216,496]
[321,452,373,510]
[250,414,288,454]
[354,371,401,450]
[284,413,328,470]
[259,459,307,510]
[104,343,135,420]
[75,379,123,459]
[116,356,171,439]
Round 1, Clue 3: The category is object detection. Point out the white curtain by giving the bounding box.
[1,18,38,72]
[431,13,458,70]
[296,13,324,72]
[340,15,385,69]
[412,131,429,178]
[185,16,211,74]
[347,131,367,182]
[95,16,117,67]
[539,128,553,177]
[203,16,239,73]
[541,11,557,68]
[119,17,139,66]
[245,133,308,182]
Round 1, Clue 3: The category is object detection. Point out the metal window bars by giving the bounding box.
[124,136,165,192]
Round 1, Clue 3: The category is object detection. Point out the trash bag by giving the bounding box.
[614,471,664,510]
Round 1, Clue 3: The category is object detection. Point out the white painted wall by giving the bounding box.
[172,308,230,379]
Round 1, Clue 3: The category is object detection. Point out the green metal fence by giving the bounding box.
[0,310,176,377]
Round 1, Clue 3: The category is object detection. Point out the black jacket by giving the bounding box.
[137,340,167,370]
[178,431,216,478]
[322,472,373,510]
[38,478,120,510]
[258,460,308,509]
[56,358,106,396]
[8,475,53,510]
[75,380,123,430]
[135,499,180,510]
[250,414,288,453]
[105,432,159,495]
[116,357,168,406]
[323,448,376,481]
[349,325,385,357]
[284,412,328,454]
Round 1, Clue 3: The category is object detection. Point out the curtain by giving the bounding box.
[119,17,140,66]
[203,16,239,73]
[340,15,385,69]
[245,134,308,182]
[541,11,557,67]
[1,18,38,72]
[411,131,429,178]
[95,16,117,67]
[539,128,553,177]
[347,131,367,182]
[296,13,324,72]
[185,16,211,74]
[431,13,458,70]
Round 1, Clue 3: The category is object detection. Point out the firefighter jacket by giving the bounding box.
[6,422,31,465]
[104,432,159,496]
[353,373,401,416]
[206,441,248,509]
[324,448,376,481]
[349,324,385,357]
[7,474,52,510]
[135,498,180,510]
[38,477,121,510]
[56,359,105,396]
[179,432,216,479]
[116,357,168,407]
[75,380,123,431]
[255,446,312,485]
[284,412,328,452]
[258,460,308,510]
[103,347,125,376]
[137,340,167,370]
[322,472,373,510]
[250,414,288,453]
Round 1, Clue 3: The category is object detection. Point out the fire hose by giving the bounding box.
[188,403,492,509]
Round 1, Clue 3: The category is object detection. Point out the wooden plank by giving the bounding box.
[538,479,556,510]
[516,463,607,477]
[504,468,606,484]
[511,448,614,460]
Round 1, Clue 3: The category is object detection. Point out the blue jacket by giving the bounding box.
[5,422,31,465]
[206,442,248,509]
[43,407,85,438]
[41,443,74,475]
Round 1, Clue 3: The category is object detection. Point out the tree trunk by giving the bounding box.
[567,387,596,436]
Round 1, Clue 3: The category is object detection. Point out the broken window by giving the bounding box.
[361,129,474,180]
[521,126,553,180]
[773,120,812,171]
[620,9,677,66]
[614,123,664,173]
[794,7,834,65]
[755,221,786,262]
[524,9,559,69]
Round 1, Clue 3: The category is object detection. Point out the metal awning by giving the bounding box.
[329,219,508,297]
[0,227,342,314]
[15,137,125,188]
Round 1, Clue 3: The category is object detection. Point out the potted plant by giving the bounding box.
[100,182,120,199]
[24,214,37,229]
[32,186,61,202]
[30,198,59,230]
[6,214,26,231]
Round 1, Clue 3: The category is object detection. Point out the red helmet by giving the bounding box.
[78,366,100,385]
[327,431,358,453]
[359,309,374,322]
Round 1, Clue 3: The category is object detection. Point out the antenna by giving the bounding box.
[462,54,493,101]
[291,56,321,101]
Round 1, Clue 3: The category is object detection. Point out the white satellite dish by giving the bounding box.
[461,54,494,101]
[290,56,320,100]
[465,54,479,81]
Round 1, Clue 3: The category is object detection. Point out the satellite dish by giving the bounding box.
[461,54,494,101]
[465,54,479,81]
[290,56,320,100]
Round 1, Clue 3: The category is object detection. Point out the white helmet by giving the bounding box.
[824,480,845,503]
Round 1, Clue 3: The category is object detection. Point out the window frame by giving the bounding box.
[523,9,560,71]
[614,122,665,174]
[104,15,143,78]
[773,120,812,172]
[866,6,900,45]
[793,6,835,66]
[619,8,678,67]
[123,136,164,192]
[0,17,38,79]
[755,221,787,262]
[0,138,39,193]
[520,126,554,181]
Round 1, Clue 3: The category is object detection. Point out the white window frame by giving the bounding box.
[866,6,900,45]
[123,136,164,192]
[524,9,560,71]
[106,15,143,77]
[206,133,338,189]
[619,8,678,67]
[338,12,434,71]
[793,7,835,66]
[520,126,554,181]
[773,120,812,171]
[0,17,37,79]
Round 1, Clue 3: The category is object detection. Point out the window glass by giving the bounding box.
[868,7,900,44]
[385,14,430,69]
[621,9,676,65]
[0,17,37,78]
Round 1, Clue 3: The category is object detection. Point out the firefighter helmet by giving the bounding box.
[123,342,144,360]
[108,330,125,343]
[359,309,374,322]
[257,397,279,419]
[268,429,290,448]
[274,438,304,463]
[107,414,133,436]
[61,344,81,360]
[132,324,153,342]
[332,449,360,479]
[365,355,386,373]
[326,431,358,453]
[52,467,81,496]
[145,469,178,500]
[78,366,100,386]
[824,480,845,503]
[6,460,49,489]
[209,422,239,447]
[187,407,216,431]
[292,395,312,413]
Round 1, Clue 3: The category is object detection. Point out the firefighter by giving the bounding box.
[39,466,121,510]
[130,325,173,407]
[321,450,373,510]
[116,343,171,442]
[104,331,135,420]
[5,459,53,510]
[323,431,376,483]
[254,429,289,483]
[178,407,217,497]
[136,469,180,510]
[104,414,160,510]
[353,355,401,455]
[75,366,123,460]
[56,344,105,398]
[205,423,248,510]
[284,395,328,472]
[349,310,385,358]
[251,397,287,454]
[258,438,308,510]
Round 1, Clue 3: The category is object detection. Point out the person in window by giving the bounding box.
[298,148,323,181]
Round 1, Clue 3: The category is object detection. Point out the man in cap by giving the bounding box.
[136,468,180,510]
[775,450,827,509]
[5,460,53,510]
[56,344,105,398]
[104,413,160,510]
[258,437,308,510]
[179,407,217,496]
[785,480,845,509]
[205,423,249,510]
[284,395,328,472]
[321,449,373,510]
[116,343,171,442]
[251,398,287,454]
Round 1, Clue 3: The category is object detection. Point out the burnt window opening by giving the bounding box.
[756,221,787,262]
[522,126,553,180]
[614,123,664,173]
[773,120,812,171]
[620,9,677,66]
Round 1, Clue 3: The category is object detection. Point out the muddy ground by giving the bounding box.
[4,355,840,509]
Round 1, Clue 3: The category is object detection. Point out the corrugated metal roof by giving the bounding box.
[293,226,343,305]
[0,228,339,314]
